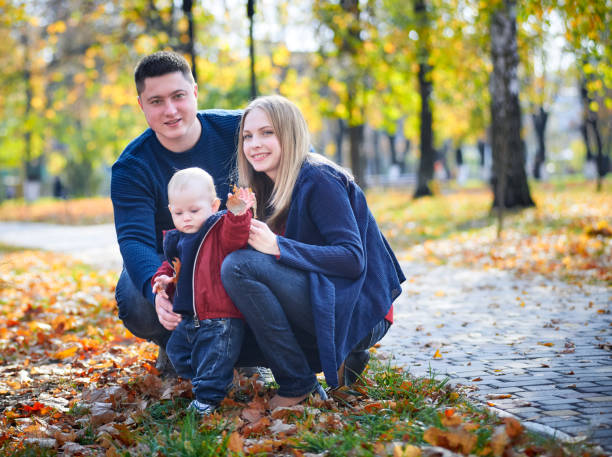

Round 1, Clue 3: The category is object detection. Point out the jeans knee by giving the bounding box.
[221,250,253,290]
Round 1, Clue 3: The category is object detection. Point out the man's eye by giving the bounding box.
[174,93,185,99]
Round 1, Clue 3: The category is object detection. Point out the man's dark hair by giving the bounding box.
[134,51,194,95]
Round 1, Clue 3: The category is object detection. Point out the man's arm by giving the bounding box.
[111,159,163,303]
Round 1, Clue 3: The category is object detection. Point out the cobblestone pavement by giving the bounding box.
[379,262,611,453]
[1,223,610,452]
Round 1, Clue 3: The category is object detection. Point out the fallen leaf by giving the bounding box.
[503,417,524,438]
[490,425,510,457]
[433,349,442,359]
[486,394,512,400]
[392,443,422,457]
[52,346,79,360]
[423,427,476,454]
[268,419,297,436]
[226,431,244,453]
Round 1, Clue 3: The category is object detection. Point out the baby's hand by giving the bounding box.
[227,186,256,216]
[152,275,172,299]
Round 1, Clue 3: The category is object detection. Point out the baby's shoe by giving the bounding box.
[188,399,215,416]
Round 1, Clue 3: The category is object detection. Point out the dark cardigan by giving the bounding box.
[277,160,405,387]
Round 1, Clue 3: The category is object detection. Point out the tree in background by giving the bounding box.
[483,0,535,239]
[313,0,375,187]
[487,0,534,222]
[555,0,610,191]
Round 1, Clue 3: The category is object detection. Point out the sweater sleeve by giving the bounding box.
[151,230,179,286]
[219,210,252,255]
[276,172,364,279]
[111,158,162,303]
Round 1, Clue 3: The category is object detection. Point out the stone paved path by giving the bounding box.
[379,262,611,453]
[0,222,610,453]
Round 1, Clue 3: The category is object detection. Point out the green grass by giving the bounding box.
[1,359,606,457]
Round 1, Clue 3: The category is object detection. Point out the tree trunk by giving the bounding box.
[489,0,534,219]
[247,0,257,99]
[348,124,365,187]
[182,0,197,84]
[413,0,434,198]
[335,118,345,165]
[580,78,607,191]
[532,106,548,179]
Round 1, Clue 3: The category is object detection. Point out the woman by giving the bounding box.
[221,95,405,410]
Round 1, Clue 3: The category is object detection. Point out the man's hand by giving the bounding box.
[155,293,181,330]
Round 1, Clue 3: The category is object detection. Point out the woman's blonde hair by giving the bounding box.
[236,95,308,230]
[237,95,352,231]
[167,167,217,203]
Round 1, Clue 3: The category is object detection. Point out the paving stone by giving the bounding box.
[539,403,581,412]
[542,409,581,417]
[523,384,560,391]
[531,397,583,405]
[556,424,596,435]
[536,417,587,427]
[584,396,612,402]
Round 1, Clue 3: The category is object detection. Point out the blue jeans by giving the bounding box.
[166,317,245,406]
[221,249,390,397]
[115,266,171,347]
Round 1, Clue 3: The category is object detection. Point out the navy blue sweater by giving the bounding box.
[111,110,242,302]
[277,160,406,387]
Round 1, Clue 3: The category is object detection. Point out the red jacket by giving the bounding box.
[152,210,251,320]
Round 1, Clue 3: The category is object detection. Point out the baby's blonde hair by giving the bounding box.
[168,167,217,202]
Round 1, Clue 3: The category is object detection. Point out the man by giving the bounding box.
[111,51,243,374]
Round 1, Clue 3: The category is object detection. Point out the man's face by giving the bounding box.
[138,72,200,152]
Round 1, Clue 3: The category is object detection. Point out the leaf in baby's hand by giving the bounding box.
[171,257,181,284]
[227,186,256,215]
[227,193,247,215]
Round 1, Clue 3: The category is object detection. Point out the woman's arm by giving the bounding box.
[250,171,365,279]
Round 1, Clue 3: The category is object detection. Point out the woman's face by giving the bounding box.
[242,108,282,182]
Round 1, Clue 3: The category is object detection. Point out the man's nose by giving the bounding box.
[164,100,178,115]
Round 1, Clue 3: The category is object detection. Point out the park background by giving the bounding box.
[0,0,609,203]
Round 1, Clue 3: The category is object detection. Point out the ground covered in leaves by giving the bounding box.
[368,180,611,285]
[0,198,113,225]
[0,251,607,456]
[0,179,609,455]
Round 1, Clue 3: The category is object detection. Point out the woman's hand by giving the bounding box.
[155,293,181,330]
[248,219,281,256]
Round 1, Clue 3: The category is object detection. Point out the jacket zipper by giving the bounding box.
[191,216,223,328]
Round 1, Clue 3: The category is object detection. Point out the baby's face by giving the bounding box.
[168,187,218,234]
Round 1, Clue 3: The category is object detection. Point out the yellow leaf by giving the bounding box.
[394,443,421,457]
[52,346,79,360]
